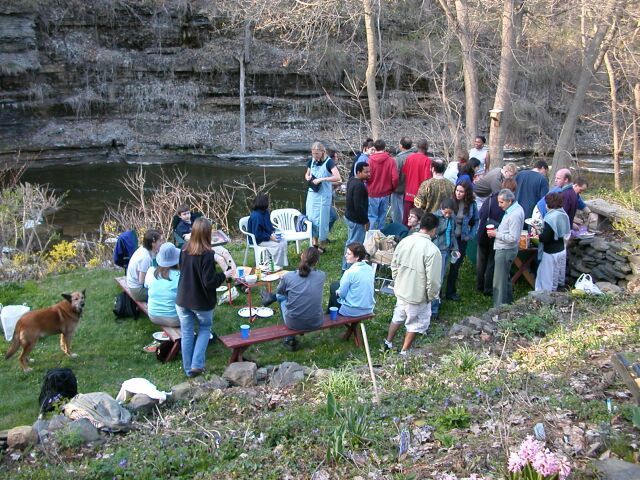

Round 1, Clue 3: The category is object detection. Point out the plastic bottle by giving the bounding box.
[269,256,275,273]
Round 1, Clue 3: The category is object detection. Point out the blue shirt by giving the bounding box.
[145,267,180,318]
[248,209,275,244]
[336,261,375,317]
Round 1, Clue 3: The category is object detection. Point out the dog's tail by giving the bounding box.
[4,324,21,360]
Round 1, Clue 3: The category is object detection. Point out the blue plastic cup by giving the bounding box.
[240,324,250,339]
[237,267,245,279]
[329,307,339,321]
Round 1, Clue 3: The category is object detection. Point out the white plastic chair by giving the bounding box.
[270,208,313,254]
[239,216,269,266]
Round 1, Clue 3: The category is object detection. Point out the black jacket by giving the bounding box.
[176,249,226,310]
[345,177,369,225]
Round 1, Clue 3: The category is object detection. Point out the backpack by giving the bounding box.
[39,368,78,413]
[113,292,139,320]
[113,230,138,269]
[295,214,310,232]
[155,340,174,363]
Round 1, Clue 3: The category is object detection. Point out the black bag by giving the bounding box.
[39,368,78,413]
[307,176,321,192]
[113,292,139,320]
[155,340,174,363]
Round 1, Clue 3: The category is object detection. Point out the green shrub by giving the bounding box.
[441,345,486,374]
[436,405,471,430]
[501,308,556,339]
[317,368,361,398]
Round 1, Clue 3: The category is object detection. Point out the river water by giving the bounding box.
[20,152,629,238]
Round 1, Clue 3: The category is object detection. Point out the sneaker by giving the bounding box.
[282,336,299,351]
[381,340,393,353]
[189,367,205,377]
[260,289,277,307]
[143,341,160,353]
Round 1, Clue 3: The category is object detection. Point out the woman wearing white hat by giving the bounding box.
[144,242,182,328]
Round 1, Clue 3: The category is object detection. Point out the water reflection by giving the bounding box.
[20,153,625,238]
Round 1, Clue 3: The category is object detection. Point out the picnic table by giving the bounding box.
[512,247,537,288]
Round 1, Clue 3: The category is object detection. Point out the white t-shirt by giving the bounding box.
[468,146,489,175]
[125,246,152,289]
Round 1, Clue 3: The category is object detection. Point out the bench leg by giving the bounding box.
[229,347,248,364]
[165,339,181,363]
[342,322,362,347]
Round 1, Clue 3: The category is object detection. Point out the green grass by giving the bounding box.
[0,221,529,430]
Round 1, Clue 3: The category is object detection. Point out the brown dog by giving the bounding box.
[5,290,86,372]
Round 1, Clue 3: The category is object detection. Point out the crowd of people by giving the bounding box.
[124,138,590,373]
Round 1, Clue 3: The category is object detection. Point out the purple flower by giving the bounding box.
[517,435,544,463]
[118,458,128,467]
[507,451,525,473]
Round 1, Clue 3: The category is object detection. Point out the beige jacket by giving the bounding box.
[391,232,442,304]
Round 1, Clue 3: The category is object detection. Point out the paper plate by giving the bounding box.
[216,285,229,293]
[238,307,257,318]
[256,307,274,318]
[152,331,169,342]
[262,274,281,282]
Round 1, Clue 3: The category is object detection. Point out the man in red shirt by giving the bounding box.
[402,140,432,224]
[367,139,399,230]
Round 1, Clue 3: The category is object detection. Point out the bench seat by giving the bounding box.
[114,276,182,362]
[218,313,374,364]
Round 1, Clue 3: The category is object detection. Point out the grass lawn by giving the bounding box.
[0,222,529,430]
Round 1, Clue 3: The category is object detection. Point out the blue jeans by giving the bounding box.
[390,193,404,224]
[329,207,338,232]
[430,250,450,316]
[368,195,390,230]
[276,294,288,323]
[342,218,366,270]
[176,306,213,376]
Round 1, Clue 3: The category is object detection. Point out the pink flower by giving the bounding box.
[517,435,544,463]
[508,451,526,472]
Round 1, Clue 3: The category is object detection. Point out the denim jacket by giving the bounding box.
[459,201,479,241]
[433,210,459,252]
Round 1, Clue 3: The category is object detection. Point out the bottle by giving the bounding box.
[269,256,275,273]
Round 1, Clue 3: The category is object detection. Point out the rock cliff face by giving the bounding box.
[0,1,425,164]
[0,1,609,165]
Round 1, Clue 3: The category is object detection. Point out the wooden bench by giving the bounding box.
[114,276,182,362]
[218,313,374,364]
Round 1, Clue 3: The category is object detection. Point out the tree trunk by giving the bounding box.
[362,0,383,140]
[604,51,621,190]
[455,0,479,148]
[633,82,640,190]
[436,0,479,149]
[239,58,246,153]
[488,0,522,168]
[238,21,252,153]
[551,0,622,174]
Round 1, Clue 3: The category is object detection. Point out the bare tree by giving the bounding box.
[604,51,622,189]
[363,0,383,139]
[436,0,480,148]
[488,0,524,168]
[634,82,640,189]
[551,0,626,174]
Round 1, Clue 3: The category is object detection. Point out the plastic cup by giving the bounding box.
[329,306,339,321]
[237,267,245,279]
[486,224,495,232]
[450,251,461,264]
[240,324,250,339]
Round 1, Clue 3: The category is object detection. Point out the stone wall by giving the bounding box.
[566,236,637,289]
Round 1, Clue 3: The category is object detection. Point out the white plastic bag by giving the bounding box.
[116,378,170,404]
[217,286,239,305]
[575,274,603,295]
[0,304,30,341]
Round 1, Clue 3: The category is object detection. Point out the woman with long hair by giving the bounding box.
[457,157,481,186]
[247,192,288,266]
[304,141,341,252]
[144,242,181,328]
[273,247,326,350]
[176,218,234,377]
[445,180,479,301]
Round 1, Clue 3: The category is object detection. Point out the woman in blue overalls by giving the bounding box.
[304,142,342,252]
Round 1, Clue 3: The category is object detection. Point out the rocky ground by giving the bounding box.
[2,290,640,479]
